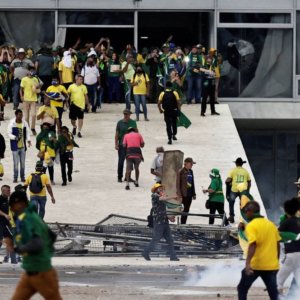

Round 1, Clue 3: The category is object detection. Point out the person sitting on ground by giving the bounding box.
[123,127,145,190]
[57,126,79,186]
[142,183,179,262]
[23,161,55,220]
[150,147,164,184]
[202,168,229,226]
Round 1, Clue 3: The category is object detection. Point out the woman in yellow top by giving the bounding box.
[36,123,57,184]
[131,65,150,121]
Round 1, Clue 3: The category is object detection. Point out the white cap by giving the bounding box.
[18,48,25,53]
[87,50,97,57]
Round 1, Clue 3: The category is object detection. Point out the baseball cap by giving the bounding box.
[210,168,220,178]
[184,157,196,164]
[123,109,132,115]
[151,183,163,193]
[18,48,25,53]
[35,161,44,170]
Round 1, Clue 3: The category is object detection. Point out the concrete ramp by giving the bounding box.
[0,103,264,225]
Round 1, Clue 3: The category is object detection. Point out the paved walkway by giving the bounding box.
[0,102,263,225]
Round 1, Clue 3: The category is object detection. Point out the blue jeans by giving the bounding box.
[96,86,103,108]
[108,76,121,102]
[187,76,202,103]
[143,223,177,259]
[12,148,26,180]
[12,78,21,108]
[237,269,278,300]
[229,191,240,217]
[30,195,47,220]
[86,83,98,111]
[134,94,147,119]
[117,145,126,180]
[125,81,131,110]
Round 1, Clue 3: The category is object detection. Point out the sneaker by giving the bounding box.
[201,113,205,117]
[134,181,139,187]
[145,118,150,121]
[170,257,180,261]
[228,216,235,223]
[125,185,130,190]
[72,127,77,135]
[3,256,9,263]
[62,182,67,186]
[172,136,177,141]
[31,129,37,136]
[68,174,72,182]
[118,178,122,183]
[77,132,82,138]
[168,140,172,145]
[142,252,151,261]
[21,178,26,183]
[212,112,220,116]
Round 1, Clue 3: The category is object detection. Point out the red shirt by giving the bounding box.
[123,132,144,158]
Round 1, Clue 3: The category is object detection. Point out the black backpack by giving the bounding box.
[162,91,178,113]
[29,173,43,194]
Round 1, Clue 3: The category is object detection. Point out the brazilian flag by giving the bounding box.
[177,111,191,129]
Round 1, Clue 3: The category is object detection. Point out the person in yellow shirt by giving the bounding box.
[226,157,251,223]
[131,65,150,121]
[46,78,69,126]
[237,201,280,300]
[23,161,55,220]
[20,66,41,135]
[37,94,60,133]
[67,75,88,138]
[58,50,75,89]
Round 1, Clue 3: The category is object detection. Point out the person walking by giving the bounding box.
[58,50,75,90]
[150,147,164,184]
[123,127,145,190]
[57,126,79,186]
[115,109,137,183]
[277,197,300,297]
[158,81,180,144]
[5,191,62,300]
[131,65,150,121]
[23,161,55,220]
[226,157,251,223]
[7,109,31,183]
[237,201,281,300]
[20,66,41,135]
[121,54,135,110]
[142,183,179,261]
[67,75,89,138]
[202,168,228,225]
[176,157,196,224]
[107,52,121,103]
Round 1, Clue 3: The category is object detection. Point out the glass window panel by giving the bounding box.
[217,28,293,98]
[240,134,273,157]
[296,12,300,74]
[220,13,291,24]
[59,11,134,25]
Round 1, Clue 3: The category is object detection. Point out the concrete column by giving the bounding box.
[134,10,138,51]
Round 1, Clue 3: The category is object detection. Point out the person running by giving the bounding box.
[277,197,300,297]
[5,190,62,300]
[176,157,197,224]
[226,157,251,223]
[23,161,55,220]
[142,183,179,261]
[131,65,150,121]
[115,109,137,183]
[57,126,79,186]
[202,168,228,225]
[158,81,180,144]
[7,109,31,183]
[237,201,280,300]
[123,127,145,190]
[67,75,89,138]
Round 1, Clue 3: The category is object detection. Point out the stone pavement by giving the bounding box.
[0,102,263,225]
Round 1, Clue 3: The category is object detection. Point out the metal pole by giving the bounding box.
[134,10,138,51]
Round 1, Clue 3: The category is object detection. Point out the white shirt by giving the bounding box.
[81,65,100,85]
[151,153,164,182]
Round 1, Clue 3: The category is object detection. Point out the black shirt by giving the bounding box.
[0,195,9,226]
[151,193,168,224]
[146,58,159,79]
[279,216,300,254]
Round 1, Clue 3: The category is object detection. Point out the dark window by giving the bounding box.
[220,13,291,24]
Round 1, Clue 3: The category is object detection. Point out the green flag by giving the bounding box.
[177,111,191,129]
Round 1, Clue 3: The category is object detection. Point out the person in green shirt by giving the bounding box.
[115,109,137,182]
[202,168,229,225]
[107,52,121,103]
[5,191,62,300]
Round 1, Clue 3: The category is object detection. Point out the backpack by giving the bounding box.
[162,91,178,113]
[29,173,43,194]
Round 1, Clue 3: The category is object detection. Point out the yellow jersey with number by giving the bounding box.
[228,166,251,193]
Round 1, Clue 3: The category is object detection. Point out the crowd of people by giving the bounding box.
[0,38,299,300]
